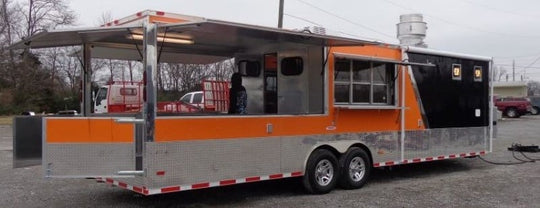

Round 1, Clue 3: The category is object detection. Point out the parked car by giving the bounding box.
[528,96,540,115]
[494,97,532,118]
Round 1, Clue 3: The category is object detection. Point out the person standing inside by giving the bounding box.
[228,72,247,114]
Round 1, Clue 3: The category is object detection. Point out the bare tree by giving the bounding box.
[18,0,75,38]
[209,59,234,81]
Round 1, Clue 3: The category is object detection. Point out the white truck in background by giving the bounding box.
[93,80,229,114]
[94,82,144,114]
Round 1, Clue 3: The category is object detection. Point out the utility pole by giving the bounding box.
[278,0,284,28]
[512,59,515,81]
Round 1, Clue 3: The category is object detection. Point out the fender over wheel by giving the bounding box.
[302,149,339,194]
[339,147,372,189]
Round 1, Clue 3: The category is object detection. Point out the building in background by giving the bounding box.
[493,81,528,97]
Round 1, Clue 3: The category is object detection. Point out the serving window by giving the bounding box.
[334,59,396,106]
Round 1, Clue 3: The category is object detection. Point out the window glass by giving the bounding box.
[352,61,371,82]
[474,66,482,82]
[352,84,370,103]
[452,64,462,81]
[238,60,261,77]
[373,85,388,103]
[96,87,107,104]
[192,93,203,104]
[334,58,395,106]
[265,76,277,91]
[120,88,137,96]
[334,84,350,103]
[180,94,192,103]
[372,63,388,84]
[281,57,303,76]
[334,60,350,81]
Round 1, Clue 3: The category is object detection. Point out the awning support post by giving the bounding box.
[143,21,158,143]
[82,43,92,116]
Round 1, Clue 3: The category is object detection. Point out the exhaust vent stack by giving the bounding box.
[397,14,427,48]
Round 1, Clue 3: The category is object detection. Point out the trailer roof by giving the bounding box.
[10,19,380,64]
[406,46,492,62]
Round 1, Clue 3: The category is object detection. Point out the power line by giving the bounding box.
[283,13,322,27]
[292,0,395,39]
[283,13,383,42]
[380,0,540,39]
[494,53,540,60]
[494,64,540,70]
[524,56,540,69]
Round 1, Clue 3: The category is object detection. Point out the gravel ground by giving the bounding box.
[0,117,539,208]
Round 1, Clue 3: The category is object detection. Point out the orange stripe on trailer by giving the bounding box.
[155,113,405,141]
[46,118,133,143]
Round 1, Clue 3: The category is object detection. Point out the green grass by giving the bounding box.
[0,116,13,125]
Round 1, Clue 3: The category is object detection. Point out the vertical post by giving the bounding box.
[489,59,494,153]
[143,21,157,143]
[400,49,407,162]
[512,59,515,81]
[82,43,92,116]
[278,0,284,28]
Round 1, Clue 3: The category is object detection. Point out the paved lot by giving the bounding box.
[0,117,539,208]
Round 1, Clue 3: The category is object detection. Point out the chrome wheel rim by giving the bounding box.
[348,157,366,182]
[315,159,334,186]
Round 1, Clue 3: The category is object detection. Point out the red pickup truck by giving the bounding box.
[494,97,532,118]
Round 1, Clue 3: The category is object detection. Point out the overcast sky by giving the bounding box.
[68,0,540,81]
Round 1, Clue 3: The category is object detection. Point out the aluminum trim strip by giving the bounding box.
[374,151,486,167]
[103,171,304,195]
[333,52,436,67]
[406,46,492,62]
[402,53,429,128]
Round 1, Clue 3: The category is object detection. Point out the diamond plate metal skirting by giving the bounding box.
[141,127,488,190]
[404,127,488,159]
[44,143,134,178]
[44,126,488,192]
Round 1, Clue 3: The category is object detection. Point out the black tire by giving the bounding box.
[505,108,519,118]
[339,147,372,189]
[531,106,540,115]
[302,149,339,194]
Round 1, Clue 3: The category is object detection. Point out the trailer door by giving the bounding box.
[278,50,309,114]
[43,117,136,178]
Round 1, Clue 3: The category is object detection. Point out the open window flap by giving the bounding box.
[9,19,381,64]
[8,25,142,50]
[82,45,230,64]
[164,19,380,48]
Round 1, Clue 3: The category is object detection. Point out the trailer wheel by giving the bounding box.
[302,149,339,194]
[339,147,371,189]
